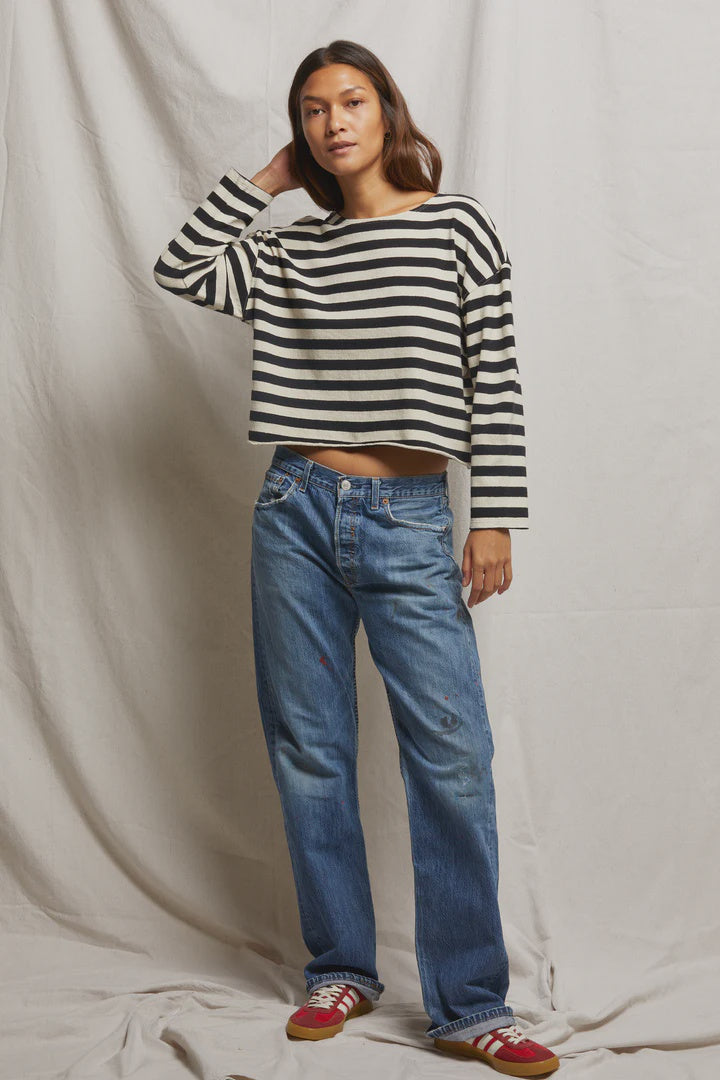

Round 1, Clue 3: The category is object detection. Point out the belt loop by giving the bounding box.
[443,472,449,505]
[371,476,380,510]
[299,457,312,491]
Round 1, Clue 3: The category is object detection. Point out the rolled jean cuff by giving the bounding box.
[427,1006,516,1040]
[306,972,384,1002]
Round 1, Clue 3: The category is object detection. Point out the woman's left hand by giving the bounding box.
[462,528,512,606]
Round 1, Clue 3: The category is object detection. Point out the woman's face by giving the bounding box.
[299,63,387,179]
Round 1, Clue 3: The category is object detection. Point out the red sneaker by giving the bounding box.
[434,1022,559,1075]
[286,982,373,1040]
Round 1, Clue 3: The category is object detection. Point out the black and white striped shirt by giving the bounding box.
[153,169,528,529]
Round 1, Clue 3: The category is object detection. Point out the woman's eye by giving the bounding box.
[305,99,362,118]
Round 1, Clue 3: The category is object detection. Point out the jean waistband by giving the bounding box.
[270,445,449,499]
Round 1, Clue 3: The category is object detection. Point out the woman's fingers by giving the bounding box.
[461,531,512,606]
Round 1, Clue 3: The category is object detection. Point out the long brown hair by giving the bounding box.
[287,40,442,214]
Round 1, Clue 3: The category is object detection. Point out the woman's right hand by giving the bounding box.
[251,142,302,197]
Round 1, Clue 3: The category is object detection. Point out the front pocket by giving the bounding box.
[383,493,449,532]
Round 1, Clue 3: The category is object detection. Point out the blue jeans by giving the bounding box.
[250,445,516,1041]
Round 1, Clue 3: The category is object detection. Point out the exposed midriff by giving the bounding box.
[286,443,450,477]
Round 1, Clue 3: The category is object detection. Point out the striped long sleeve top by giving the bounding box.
[153,169,528,529]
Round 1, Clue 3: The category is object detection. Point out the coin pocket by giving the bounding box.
[254,469,298,509]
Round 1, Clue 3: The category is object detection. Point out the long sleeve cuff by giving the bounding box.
[463,262,529,530]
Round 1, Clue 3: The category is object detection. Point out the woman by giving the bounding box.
[154,38,558,1077]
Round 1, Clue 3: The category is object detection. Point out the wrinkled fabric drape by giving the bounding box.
[1,1,718,1078]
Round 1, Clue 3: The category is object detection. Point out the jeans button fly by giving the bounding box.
[340,479,352,490]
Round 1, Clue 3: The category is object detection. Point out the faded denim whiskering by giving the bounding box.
[250,445,516,1040]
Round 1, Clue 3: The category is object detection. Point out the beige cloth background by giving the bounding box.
[1,1,718,1077]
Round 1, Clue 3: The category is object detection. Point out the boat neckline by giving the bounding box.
[330,193,442,223]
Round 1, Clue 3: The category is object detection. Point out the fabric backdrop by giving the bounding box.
[1,1,718,1078]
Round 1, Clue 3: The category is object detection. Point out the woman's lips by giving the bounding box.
[329,144,356,154]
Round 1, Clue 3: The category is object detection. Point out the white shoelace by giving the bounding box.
[494,1023,529,1044]
[307,982,349,1008]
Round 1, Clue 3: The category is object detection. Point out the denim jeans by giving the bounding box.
[250,445,516,1041]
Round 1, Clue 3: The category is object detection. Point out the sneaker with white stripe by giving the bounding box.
[286,982,373,1040]
[434,1022,560,1075]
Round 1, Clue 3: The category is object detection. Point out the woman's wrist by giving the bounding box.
[250,168,284,197]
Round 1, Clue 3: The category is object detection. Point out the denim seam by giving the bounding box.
[351,610,361,804]
[460,605,496,764]
[250,561,278,781]
[440,521,458,567]
[383,687,433,1000]
[251,559,314,934]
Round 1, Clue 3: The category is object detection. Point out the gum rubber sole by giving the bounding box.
[434,1036,560,1076]
[286,997,373,1040]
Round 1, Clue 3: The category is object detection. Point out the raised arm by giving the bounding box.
[152,168,279,322]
